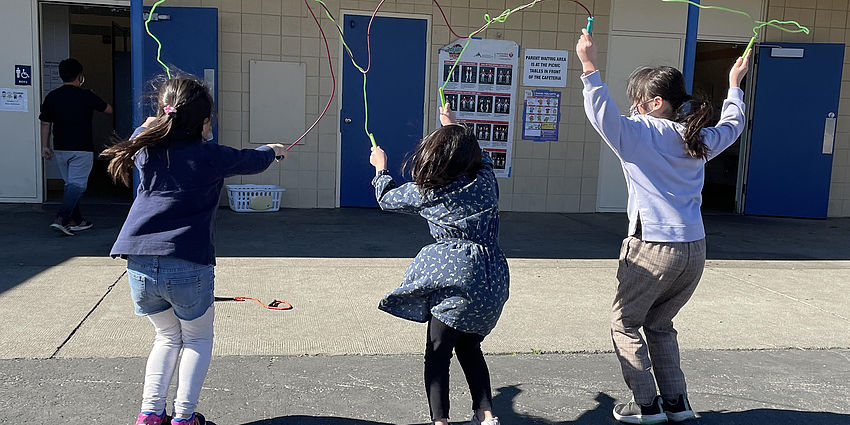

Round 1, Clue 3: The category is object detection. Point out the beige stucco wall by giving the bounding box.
[153,0,611,211]
[16,0,840,216]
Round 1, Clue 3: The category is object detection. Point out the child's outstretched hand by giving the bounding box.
[576,28,597,74]
[729,49,752,89]
[439,104,457,126]
[370,146,387,171]
[265,143,288,158]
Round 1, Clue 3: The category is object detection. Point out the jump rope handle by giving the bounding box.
[742,36,756,59]
[275,143,295,161]
[586,16,594,34]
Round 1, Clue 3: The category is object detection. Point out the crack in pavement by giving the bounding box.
[49,270,126,359]
[710,268,849,323]
[833,350,850,364]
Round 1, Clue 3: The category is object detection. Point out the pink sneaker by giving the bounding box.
[136,411,171,425]
[171,413,206,425]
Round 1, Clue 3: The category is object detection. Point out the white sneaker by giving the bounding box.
[470,414,500,425]
[50,221,74,236]
[69,220,93,232]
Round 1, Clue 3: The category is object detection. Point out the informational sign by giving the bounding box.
[0,89,28,112]
[42,61,64,98]
[522,49,568,88]
[522,89,561,142]
[15,65,31,86]
[438,38,519,177]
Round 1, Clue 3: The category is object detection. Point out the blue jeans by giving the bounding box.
[127,255,215,417]
[127,255,214,321]
[53,150,93,224]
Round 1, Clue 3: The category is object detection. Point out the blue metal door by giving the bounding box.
[142,6,218,139]
[134,6,218,195]
[744,43,844,218]
[339,15,427,207]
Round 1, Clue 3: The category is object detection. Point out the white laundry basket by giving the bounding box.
[226,184,285,212]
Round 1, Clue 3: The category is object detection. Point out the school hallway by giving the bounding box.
[0,205,848,424]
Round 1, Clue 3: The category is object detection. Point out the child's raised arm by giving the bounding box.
[576,29,647,160]
[701,52,750,160]
[370,146,427,214]
[439,104,457,126]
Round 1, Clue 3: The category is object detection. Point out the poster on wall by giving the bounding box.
[522,48,568,88]
[0,88,28,112]
[42,61,64,99]
[437,38,519,177]
[522,89,561,142]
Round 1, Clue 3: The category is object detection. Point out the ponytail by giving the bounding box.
[627,66,717,160]
[100,75,213,187]
[101,115,174,186]
[678,96,716,160]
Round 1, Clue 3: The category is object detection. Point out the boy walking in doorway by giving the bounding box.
[40,58,112,236]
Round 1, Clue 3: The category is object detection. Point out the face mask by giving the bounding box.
[203,129,214,142]
[629,99,656,118]
[80,75,85,86]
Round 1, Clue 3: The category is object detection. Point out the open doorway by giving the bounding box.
[693,41,748,213]
[40,2,132,204]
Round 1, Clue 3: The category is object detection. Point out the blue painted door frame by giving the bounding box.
[744,43,845,218]
[339,14,428,207]
[131,0,142,129]
[683,0,700,92]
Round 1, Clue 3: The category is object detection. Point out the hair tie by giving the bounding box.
[163,105,177,115]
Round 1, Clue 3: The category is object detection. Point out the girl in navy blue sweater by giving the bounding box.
[103,76,287,425]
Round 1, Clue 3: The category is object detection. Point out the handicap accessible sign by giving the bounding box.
[15,65,31,86]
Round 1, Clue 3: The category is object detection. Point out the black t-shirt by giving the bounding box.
[39,85,108,152]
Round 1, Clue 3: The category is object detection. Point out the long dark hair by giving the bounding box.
[101,75,215,186]
[626,66,716,159]
[403,124,482,192]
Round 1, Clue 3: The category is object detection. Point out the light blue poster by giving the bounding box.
[522,89,560,142]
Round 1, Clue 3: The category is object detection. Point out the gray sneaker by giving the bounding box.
[613,396,667,424]
[50,221,74,236]
[662,394,695,422]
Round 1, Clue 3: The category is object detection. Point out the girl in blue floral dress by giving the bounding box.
[369,105,509,425]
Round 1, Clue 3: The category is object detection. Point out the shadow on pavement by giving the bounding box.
[694,409,850,424]
[234,385,850,425]
[235,388,617,425]
[235,418,392,425]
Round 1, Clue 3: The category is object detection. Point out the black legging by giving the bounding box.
[424,315,493,420]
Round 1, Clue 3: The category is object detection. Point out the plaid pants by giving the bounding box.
[611,235,706,404]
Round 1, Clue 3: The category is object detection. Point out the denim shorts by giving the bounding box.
[127,255,215,321]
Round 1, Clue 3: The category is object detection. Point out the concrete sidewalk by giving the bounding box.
[1,205,848,359]
[2,257,848,359]
[1,205,849,423]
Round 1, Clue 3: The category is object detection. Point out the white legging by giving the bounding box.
[141,305,214,417]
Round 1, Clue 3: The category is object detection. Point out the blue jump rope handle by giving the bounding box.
[586,16,594,34]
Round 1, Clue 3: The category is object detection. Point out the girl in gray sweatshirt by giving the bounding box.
[576,28,751,424]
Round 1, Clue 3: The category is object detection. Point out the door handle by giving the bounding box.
[344,118,352,124]
[823,112,836,155]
